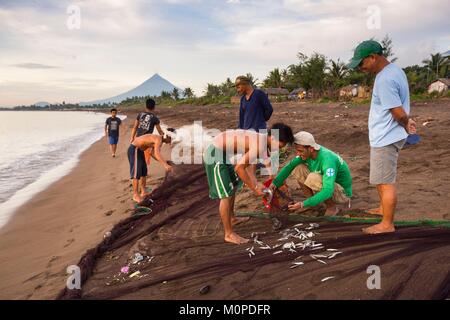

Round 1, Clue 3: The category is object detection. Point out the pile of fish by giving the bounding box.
[245,223,343,278]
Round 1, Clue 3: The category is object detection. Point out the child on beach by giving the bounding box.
[128,133,172,203]
[105,108,122,157]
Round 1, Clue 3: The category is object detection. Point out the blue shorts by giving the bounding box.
[128,145,147,179]
[108,136,119,145]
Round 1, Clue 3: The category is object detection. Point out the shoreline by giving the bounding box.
[0,114,171,299]
[0,111,120,229]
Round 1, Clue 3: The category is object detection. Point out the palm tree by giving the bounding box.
[327,59,348,80]
[422,53,449,81]
[263,68,283,88]
[183,87,194,99]
[172,88,180,100]
[205,83,221,98]
[220,78,235,96]
[245,73,260,87]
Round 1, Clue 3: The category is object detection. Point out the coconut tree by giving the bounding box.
[263,68,283,88]
[183,87,194,99]
[327,59,348,80]
[422,53,449,81]
[172,88,180,100]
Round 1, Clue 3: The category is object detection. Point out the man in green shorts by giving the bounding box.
[204,123,294,245]
[270,131,352,215]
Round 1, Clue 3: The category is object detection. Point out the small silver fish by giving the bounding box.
[328,252,342,259]
[290,262,304,269]
[321,276,335,282]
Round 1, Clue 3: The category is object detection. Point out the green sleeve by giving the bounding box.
[303,161,337,207]
[272,156,303,187]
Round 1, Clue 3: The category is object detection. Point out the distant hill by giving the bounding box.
[33,101,50,107]
[80,74,181,106]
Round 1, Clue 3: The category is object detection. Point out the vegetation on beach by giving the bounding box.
[116,35,448,108]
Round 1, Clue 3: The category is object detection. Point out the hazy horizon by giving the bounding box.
[0,0,449,107]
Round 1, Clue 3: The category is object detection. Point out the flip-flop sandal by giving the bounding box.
[133,206,152,216]
[133,202,151,209]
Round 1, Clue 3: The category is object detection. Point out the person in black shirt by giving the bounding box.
[105,108,122,157]
[130,98,165,165]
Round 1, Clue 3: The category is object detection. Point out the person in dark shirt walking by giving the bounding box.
[130,98,165,165]
[105,108,122,157]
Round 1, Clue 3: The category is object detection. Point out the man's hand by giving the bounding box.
[288,202,303,211]
[407,118,417,135]
[268,183,277,193]
[164,164,173,172]
[254,183,265,196]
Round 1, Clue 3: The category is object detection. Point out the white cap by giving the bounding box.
[294,131,320,150]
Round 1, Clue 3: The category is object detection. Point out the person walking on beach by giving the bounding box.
[130,98,165,165]
[105,108,122,157]
[269,131,353,216]
[128,133,172,203]
[347,40,416,234]
[203,123,294,245]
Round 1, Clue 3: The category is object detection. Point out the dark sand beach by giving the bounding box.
[1,100,450,299]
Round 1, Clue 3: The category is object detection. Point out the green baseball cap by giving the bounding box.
[347,40,383,69]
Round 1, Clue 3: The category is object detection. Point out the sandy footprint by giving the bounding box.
[104,210,115,216]
[63,239,75,248]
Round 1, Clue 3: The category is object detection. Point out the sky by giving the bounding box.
[0,0,449,107]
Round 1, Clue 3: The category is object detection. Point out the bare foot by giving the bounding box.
[362,223,395,234]
[224,233,249,244]
[231,216,250,226]
[140,192,151,198]
[366,207,383,216]
[325,206,341,216]
[132,194,142,203]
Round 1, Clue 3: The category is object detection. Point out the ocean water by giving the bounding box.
[0,111,125,228]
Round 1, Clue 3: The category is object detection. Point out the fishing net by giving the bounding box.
[57,164,450,300]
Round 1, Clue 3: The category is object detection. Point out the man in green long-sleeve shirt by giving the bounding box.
[270,131,352,215]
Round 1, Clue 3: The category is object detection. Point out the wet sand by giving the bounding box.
[0,116,170,299]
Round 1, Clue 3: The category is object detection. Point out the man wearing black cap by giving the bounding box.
[347,40,416,234]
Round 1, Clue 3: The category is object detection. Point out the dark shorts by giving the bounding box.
[108,135,119,145]
[128,145,147,179]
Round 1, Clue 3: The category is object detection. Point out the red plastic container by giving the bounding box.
[262,179,280,210]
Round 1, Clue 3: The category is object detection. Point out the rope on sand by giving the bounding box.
[235,211,450,229]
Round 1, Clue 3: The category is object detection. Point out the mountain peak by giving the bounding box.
[80,74,181,106]
[148,73,161,80]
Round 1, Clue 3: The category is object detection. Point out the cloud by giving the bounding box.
[0,0,449,106]
[11,63,59,69]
